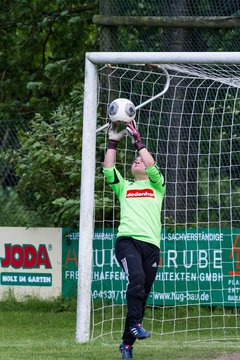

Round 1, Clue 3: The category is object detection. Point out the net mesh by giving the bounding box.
[101,0,240,17]
[99,0,240,52]
[92,62,240,342]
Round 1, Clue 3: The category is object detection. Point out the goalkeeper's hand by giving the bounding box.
[107,123,127,149]
[126,120,145,151]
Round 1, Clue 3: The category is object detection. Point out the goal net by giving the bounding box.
[77,53,240,343]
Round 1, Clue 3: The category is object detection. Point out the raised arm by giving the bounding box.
[103,123,127,168]
[126,122,155,167]
[127,121,165,192]
[103,148,116,168]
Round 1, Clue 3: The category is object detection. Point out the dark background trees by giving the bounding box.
[0,0,98,226]
[0,0,98,120]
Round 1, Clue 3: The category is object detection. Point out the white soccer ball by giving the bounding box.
[108,98,136,123]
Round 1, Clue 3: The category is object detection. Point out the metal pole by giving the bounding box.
[76,57,98,343]
[87,52,240,65]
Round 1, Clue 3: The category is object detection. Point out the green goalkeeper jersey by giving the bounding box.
[103,164,165,248]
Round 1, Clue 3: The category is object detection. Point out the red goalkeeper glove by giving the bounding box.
[126,121,145,151]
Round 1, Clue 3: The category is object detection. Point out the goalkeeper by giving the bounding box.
[103,121,165,360]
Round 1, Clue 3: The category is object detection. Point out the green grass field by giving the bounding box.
[0,297,240,360]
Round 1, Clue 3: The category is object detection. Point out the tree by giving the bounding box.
[0,0,99,226]
[1,87,84,227]
[0,0,98,120]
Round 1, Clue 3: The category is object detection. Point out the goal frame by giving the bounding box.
[76,52,240,344]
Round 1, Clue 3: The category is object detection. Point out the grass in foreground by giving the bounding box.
[0,297,240,360]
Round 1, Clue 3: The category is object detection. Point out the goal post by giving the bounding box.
[86,51,240,64]
[76,58,98,343]
[76,52,240,344]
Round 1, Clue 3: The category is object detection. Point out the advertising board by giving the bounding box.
[62,228,240,306]
[0,227,62,299]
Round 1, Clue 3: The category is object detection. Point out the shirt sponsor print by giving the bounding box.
[126,188,155,198]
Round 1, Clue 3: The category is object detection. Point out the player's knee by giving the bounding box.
[127,273,145,298]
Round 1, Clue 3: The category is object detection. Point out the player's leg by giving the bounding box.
[115,237,151,341]
[141,242,160,321]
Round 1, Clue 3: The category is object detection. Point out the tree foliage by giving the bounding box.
[0,0,98,226]
[0,187,43,226]
[0,0,98,120]
[1,87,84,227]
